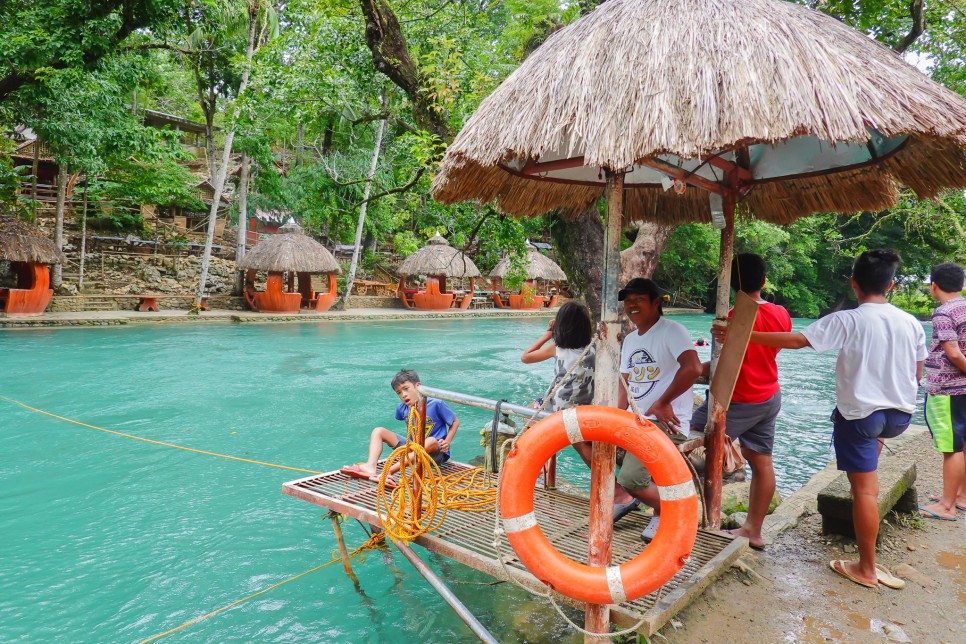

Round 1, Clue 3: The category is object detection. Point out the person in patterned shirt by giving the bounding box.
[921,262,966,521]
[521,303,641,521]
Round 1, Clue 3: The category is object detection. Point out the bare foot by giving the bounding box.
[357,464,378,477]
[920,501,957,519]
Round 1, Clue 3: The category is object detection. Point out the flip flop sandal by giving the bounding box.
[724,528,765,551]
[374,475,398,489]
[340,464,372,479]
[829,560,877,589]
[613,498,640,523]
[928,495,966,511]
[875,565,905,590]
[918,506,958,521]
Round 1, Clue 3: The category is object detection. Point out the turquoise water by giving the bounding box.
[0,316,922,642]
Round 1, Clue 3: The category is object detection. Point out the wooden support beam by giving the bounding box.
[584,171,624,641]
[329,513,361,585]
[635,157,726,195]
[703,191,736,529]
[522,156,587,175]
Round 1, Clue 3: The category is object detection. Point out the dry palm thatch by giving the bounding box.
[432,0,966,224]
[489,246,567,281]
[397,233,482,278]
[237,222,341,273]
[0,216,64,264]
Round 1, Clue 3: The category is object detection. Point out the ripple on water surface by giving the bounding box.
[0,315,923,641]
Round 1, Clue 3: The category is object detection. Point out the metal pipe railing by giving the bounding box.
[389,537,499,644]
[418,385,551,423]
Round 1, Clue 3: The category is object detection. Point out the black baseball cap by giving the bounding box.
[618,278,661,301]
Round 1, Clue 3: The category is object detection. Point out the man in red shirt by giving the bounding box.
[691,253,792,549]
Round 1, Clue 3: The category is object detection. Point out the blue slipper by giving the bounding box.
[918,506,958,521]
[613,498,640,523]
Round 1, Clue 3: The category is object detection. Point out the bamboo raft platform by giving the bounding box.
[283,461,748,636]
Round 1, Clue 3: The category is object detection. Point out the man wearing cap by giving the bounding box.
[616,278,703,541]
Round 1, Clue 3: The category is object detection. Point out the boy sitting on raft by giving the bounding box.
[341,369,460,486]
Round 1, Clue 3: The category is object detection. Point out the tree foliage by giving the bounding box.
[0,0,964,315]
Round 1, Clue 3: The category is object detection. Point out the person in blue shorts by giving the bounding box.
[341,369,460,484]
[717,250,925,589]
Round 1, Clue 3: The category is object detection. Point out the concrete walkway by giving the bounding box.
[0,306,704,328]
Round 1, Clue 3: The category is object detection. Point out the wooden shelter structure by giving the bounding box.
[396,233,482,310]
[237,221,341,313]
[0,217,65,316]
[489,245,566,309]
[432,0,966,636]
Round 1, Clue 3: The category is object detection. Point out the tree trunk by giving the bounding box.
[296,123,305,166]
[358,0,450,141]
[549,207,604,322]
[52,166,68,289]
[196,10,259,304]
[30,137,39,219]
[620,221,673,282]
[341,105,388,308]
[233,153,250,295]
[79,178,88,291]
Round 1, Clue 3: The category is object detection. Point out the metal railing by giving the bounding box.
[418,386,550,423]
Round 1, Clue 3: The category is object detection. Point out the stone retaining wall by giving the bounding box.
[48,295,249,312]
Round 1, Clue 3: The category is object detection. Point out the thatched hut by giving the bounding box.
[430,0,966,629]
[489,245,567,309]
[237,221,341,313]
[0,216,64,316]
[396,233,482,310]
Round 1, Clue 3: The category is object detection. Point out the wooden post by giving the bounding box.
[584,171,624,641]
[703,191,736,529]
[413,396,427,522]
[329,512,360,585]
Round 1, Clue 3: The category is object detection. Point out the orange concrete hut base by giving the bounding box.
[1,263,53,317]
[253,272,301,314]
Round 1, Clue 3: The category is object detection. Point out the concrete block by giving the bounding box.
[817,458,917,537]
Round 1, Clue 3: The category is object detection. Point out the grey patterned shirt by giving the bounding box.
[546,345,596,412]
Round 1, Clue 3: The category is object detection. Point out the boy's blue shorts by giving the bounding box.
[831,408,911,473]
[392,432,450,465]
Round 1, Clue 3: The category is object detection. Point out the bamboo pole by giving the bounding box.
[703,191,736,529]
[584,171,624,641]
[329,513,360,585]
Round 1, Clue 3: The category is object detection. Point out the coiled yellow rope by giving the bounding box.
[376,405,496,542]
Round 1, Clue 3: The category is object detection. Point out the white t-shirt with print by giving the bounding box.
[801,302,927,420]
[620,317,695,434]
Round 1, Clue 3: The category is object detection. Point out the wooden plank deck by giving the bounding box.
[282,461,747,636]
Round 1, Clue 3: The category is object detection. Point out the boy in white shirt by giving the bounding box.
[616,278,702,541]
[729,250,926,589]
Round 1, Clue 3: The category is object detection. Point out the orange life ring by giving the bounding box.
[499,405,699,604]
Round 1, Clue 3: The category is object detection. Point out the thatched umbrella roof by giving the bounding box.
[0,216,65,264]
[432,0,966,225]
[489,246,567,281]
[396,233,482,278]
[237,221,341,273]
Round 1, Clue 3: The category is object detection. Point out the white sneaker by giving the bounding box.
[640,516,660,542]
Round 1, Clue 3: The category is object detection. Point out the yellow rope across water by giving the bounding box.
[0,395,319,474]
[138,529,387,643]
[376,405,496,542]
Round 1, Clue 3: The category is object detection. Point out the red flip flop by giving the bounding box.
[340,464,372,479]
[375,475,398,489]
